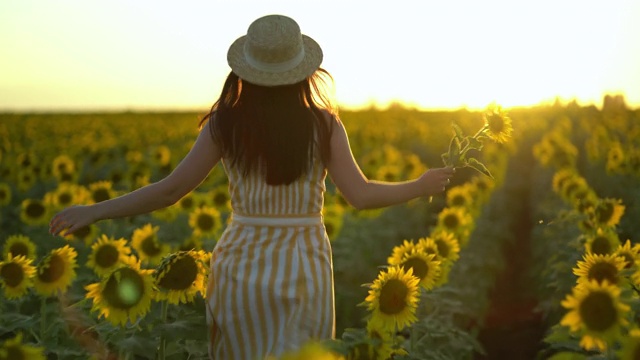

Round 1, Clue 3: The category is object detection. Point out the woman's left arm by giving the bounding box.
[49,120,221,236]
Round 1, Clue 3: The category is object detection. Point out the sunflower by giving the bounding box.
[33,245,78,297]
[87,235,134,277]
[210,185,231,212]
[20,198,48,226]
[2,234,37,260]
[376,164,402,182]
[429,230,461,262]
[482,104,513,144]
[87,180,116,204]
[85,257,155,326]
[558,175,589,204]
[44,183,86,210]
[617,328,640,360]
[16,168,37,192]
[188,206,222,238]
[63,223,100,246]
[552,168,578,195]
[177,192,197,212]
[589,198,625,228]
[51,154,76,181]
[446,185,474,209]
[131,223,170,265]
[365,319,396,360]
[614,239,640,270]
[561,280,629,351]
[0,332,46,360]
[573,253,626,287]
[435,207,472,244]
[415,237,440,259]
[0,254,36,299]
[606,141,625,174]
[387,239,417,266]
[278,341,345,360]
[0,182,11,206]
[364,265,420,331]
[154,250,209,304]
[584,227,621,256]
[151,145,171,167]
[397,248,441,290]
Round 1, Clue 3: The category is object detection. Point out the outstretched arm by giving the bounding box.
[50,121,221,236]
[326,116,454,210]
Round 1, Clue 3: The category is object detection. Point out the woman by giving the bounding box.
[49,14,454,359]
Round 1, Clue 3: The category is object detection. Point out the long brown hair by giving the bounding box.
[199,68,336,185]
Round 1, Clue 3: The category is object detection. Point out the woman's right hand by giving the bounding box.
[49,205,98,237]
[420,166,455,196]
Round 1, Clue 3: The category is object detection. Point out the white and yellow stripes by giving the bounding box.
[206,157,335,359]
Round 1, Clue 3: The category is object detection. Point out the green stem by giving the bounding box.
[158,300,169,360]
[40,296,47,342]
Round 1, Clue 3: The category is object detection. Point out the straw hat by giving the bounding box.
[227,14,323,87]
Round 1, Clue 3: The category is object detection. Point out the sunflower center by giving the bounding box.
[451,195,465,207]
[435,240,450,258]
[157,255,198,290]
[213,193,228,207]
[92,188,111,203]
[38,254,65,283]
[197,214,215,231]
[596,203,614,224]
[378,279,409,315]
[487,115,505,134]
[58,192,73,205]
[0,189,7,200]
[578,291,617,332]
[443,214,459,229]
[402,258,429,280]
[588,262,618,284]
[180,197,193,209]
[95,245,120,268]
[26,202,45,218]
[590,236,612,255]
[141,236,161,256]
[104,268,144,309]
[74,225,91,240]
[1,262,24,287]
[9,243,29,258]
[5,346,25,360]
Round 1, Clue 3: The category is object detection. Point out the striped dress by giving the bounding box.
[206,156,335,359]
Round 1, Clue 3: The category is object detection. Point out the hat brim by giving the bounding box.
[227,35,323,87]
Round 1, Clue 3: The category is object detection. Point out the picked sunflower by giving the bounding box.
[0,254,36,299]
[2,234,37,260]
[0,332,46,360]
[584,227,620,256]
[0,182,11,206]
[87,235,133,277]
[573,253,626,287]
[33,245,78,297]
[483,104,513,144]
[561,280,629,351]
[188,206,222,238]
[154,250,209,304]
[364,265,420,331]
[85,257,155,327]
[20,198,48,226]
[131,223,170,265]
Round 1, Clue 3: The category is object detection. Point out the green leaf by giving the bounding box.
[465,158,493,178]
[451,122,464,140]
[447,137,461,167]
[547,352,587,360]
[466,137,484,151]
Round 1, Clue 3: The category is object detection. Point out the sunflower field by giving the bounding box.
[1,96,639,359]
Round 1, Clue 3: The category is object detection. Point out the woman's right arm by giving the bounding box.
[326,116,454,210]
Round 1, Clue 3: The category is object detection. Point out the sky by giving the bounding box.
[1,0,639,112]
